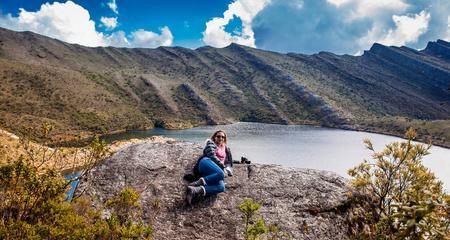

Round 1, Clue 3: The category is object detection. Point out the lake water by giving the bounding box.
[64,172,80,201]
[103,122,450,191]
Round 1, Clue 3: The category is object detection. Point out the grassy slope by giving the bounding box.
[357,118,450,148]
[0,59,151,141]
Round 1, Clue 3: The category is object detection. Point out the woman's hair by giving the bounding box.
[210,130,227,144]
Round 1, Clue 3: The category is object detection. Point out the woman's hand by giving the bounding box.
[218,162,226,169]
[225,165,233,176]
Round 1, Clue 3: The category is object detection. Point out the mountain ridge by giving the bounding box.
[0,27,449,146]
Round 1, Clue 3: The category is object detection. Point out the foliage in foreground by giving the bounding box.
[0,124,152,239]
[348,128,450,239]
[239,199,289,240]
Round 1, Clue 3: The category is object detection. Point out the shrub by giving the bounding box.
[238,199,289,240]
[239,199,267,240]
[105,187,153,239]
[348,128,450,239]
[0,123,152,239]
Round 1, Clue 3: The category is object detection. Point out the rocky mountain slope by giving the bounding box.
[0,27,449,145]
[76,139,370,239]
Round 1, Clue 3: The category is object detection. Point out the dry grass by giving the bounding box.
[0,128,176,172]
[0,129,91,171]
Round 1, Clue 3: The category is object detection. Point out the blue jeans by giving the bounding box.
[198,158,225,196]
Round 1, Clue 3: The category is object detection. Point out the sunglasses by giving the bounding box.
[215,135,226,139]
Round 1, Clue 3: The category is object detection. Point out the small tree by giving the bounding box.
[105,187,153,239]
[239,199,267,240]
[238,199,290,240]
[348,128,450,239]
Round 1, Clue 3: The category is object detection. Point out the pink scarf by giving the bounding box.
[215,144,226,164]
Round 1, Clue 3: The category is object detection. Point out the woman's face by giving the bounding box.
[214,132,226,145]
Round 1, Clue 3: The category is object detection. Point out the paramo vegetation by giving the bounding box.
[0,124,152,239]
[348,129,450,239]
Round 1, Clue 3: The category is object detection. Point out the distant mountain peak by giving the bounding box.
[436,39,450,47]
[423,39,450,60]
[225,42,253,51]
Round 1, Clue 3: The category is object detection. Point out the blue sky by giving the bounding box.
[0,0,449,54]
[0,0,232,48]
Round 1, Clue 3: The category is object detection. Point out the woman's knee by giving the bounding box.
[217,168,224,180]
[218,180,225,192]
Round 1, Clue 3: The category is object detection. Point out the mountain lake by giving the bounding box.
[102,122,450,191]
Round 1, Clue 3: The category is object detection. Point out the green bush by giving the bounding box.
[0,124,152,239]
[238,199,289,240]
[105,187,152,239]
[239,199,266,240]
[348,128,450,239]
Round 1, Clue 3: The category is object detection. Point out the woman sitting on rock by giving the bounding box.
[186,130,233,204]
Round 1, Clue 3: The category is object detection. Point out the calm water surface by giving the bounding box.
[104,122,450,191]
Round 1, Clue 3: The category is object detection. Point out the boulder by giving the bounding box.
[76,139,365,239]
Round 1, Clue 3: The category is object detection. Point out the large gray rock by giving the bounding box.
[76,139,364,239]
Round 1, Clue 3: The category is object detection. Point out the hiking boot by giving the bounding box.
[186,186,205,205]
[189,177,206,186]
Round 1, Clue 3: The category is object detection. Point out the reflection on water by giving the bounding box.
[65,172,80,201]
[103,122,450,191]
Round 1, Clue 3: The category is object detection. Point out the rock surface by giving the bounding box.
[76,139,363,239]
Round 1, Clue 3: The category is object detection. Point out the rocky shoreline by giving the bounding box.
[76,138,371,239]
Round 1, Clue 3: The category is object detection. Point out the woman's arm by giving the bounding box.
[224,146,233,176]
[203,140,225,169]
[225,147,233,167]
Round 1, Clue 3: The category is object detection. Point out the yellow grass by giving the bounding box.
[0,128,176,172]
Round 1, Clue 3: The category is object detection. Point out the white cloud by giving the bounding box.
[202,0,271,48]
[359,11,430,49]
[100,16,118,30]
[128,27,173,48]
[203,0,411,50]
[0,1,105,47]
[353,0,408,19]
[447,16,450,41]
[104,31,129,47]
[103,28,173,48]
[107,0,118,14]
[251,0,449,54]
[0,1,173,49]
[327,0,409,20]
[327,0,351,7]
[379,11,430,46]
